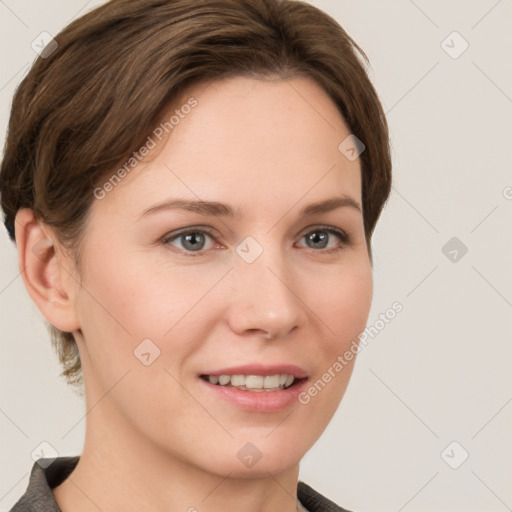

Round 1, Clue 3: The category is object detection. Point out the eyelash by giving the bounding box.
[160,225,352,258]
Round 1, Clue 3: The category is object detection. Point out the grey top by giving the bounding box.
[8,456,353,512]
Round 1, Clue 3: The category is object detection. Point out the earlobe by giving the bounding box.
[14,208,81,333]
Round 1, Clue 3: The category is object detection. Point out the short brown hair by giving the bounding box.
[0,0,392,393]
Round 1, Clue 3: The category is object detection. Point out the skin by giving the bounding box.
[15,75,373,512]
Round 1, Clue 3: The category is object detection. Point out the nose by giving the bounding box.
[226,242,307,340]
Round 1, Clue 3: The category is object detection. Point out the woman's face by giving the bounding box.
[70,75,372,476]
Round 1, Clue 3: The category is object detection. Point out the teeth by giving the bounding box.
[246,375,264,388]
[206,374,297,391]
[263,375,280,388]
[231,375,246,387]
[218,375,230,386]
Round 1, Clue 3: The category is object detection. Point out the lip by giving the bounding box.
[200,364,309,379]
[199,374,309,413]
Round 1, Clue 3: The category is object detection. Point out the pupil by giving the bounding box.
[184,232,204,251]
[308,231,327,249]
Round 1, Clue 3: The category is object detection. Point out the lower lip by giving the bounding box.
[199,377,309,413]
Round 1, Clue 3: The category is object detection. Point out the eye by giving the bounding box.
[297,226,351,252]
[161,225,351,257]
[162,228,217,256]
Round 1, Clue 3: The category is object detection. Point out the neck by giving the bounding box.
[53,373,302,512]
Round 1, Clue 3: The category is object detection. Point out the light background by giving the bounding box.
[0,1,511,511]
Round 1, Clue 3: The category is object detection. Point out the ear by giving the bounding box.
[14,208,81,333]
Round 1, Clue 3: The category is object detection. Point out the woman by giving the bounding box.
[0,0,391,510]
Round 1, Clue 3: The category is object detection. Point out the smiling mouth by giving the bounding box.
[199,374,306,392]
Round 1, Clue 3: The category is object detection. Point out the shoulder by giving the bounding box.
[8,456,80,512]
[297,480,354,512]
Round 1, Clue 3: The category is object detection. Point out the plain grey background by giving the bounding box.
[1,1,511,511]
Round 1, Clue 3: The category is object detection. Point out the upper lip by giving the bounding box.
[200,364,308,379]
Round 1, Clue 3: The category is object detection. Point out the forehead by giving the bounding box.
[92,75,362,220]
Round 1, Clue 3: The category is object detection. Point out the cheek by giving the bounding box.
[79,247,215,338]
[296,262,372,426]
[74,249,211,415]
[308,257,373,349]
[75,246,232,392]
[338,264,373,339]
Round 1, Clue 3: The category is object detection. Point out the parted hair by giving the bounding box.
[0,0,392,393]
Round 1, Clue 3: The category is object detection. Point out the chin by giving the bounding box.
[201,439,304,479]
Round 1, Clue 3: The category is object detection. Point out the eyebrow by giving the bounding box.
[138,195,362,220]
